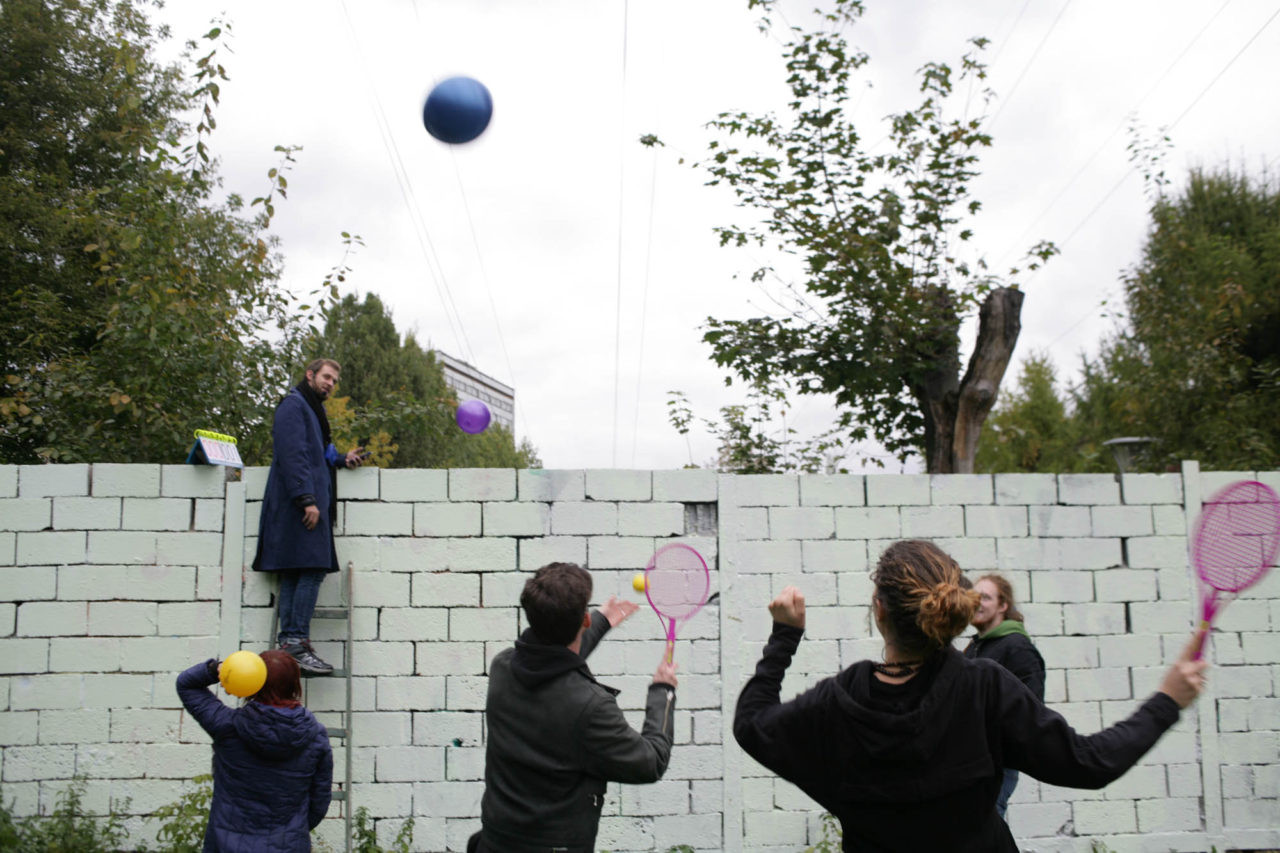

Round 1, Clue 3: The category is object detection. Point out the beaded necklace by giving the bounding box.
[870,660,923,678]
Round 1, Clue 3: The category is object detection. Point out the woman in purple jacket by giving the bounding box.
[177,650,333,851]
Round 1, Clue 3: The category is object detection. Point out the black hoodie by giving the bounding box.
[735,624,1180,852]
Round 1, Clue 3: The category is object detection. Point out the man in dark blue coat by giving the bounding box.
[253,358,363,675]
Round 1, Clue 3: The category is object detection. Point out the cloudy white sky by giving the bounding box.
[156,0,1279,471]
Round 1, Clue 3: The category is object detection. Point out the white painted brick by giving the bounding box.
[0,531,14,565]
[1151,505,1186,535]
[442,537,515,572]
[1095,569,1158,602]
[85,531,155,564]
[1120,473,1182,504]
[866,474,929,506]
[413,502,481,536]
[19,464,88,497]
[1126,537,1187,568]
[1,499,52,531]
[477,502,545,537]
[932,537,997,570]
[10,673,83,709]
[834,507,900,539]
[799,475,864,506]
[1006,800,1072,837]
[1090,505,1153,537]
[1029,571,1093,602]
[0,639,49,673]
[39,709,109,743]
[58,564,195,601]
[837,570,875,606]
[721,473,798,507]
[380,607,447,641]
[195,499,224,532]
[0,565,55,600]
[586,469,651,501]
[550,502,618,535]
[156,531,221,565]
[118,636,214,673]
[16,531,86,565]
[412,572,479,607]
[0,601,14,631]
[354,642,415,677]
[444,675,488,710]
[345,502,413,536]
[375,744,444,782]
[994,473,1056,505]
[733,540,801,574]
[17,602,87,636]
[1129,602,1194,633]
[380,468,447,502]
[1242,633,1280,664]
[349,570,411,607]
[899,506,964,538]
[588,537,653,570]
[996,537,1059,570]
[801,540,867,574]
[87,601,158,636]
[1065,667,1131,701]
[518,536,585,569]
[449,469,515,501]
[3,745,77,780]
[931,474,993,505]
[482,572,529,609]
[1098,634,1163,668]
[1223,797,1278,829]
[1029,506,1091,537]
[377,536,444,571]
[121,497,188,531]
[767,506,835,540]
[450,608,517,642]
[1037,636,1099,668]
[373,675,446,710]
[415,642,485,676]
[1059,474,1120,505]
[0,466,15,497]
[336,465,380,500]
[159,465,224,498]
[617,502,684,537]
[0,710,38,744]
[1059,538,1122,569]
[518,469,584,501]
[963,506,1027,538]
[723,506,768,541]
[650,468,714,502]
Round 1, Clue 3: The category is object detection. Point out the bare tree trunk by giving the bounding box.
[911,286,962,473]
[952,287,1024,473]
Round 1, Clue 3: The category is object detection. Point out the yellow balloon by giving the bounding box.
[219,650,267,698]
[632,572,647,593]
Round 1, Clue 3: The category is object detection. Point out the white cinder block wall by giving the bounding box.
[1,463,1278,853]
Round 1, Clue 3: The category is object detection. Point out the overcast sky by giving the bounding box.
[155,0,1280,472]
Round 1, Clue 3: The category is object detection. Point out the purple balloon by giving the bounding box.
[456,399,492,434]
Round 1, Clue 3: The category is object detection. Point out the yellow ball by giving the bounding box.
[632,572,647,593]
[219,650,267,698]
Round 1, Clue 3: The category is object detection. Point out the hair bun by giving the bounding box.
[916,579,980,646]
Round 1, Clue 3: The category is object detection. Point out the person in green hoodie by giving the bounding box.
[965,573,1045,818]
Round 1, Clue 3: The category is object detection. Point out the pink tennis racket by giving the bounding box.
[1190,480,1280,659]
[644,543,711,663]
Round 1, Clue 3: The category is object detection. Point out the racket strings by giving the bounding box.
[1193,482,1280,593]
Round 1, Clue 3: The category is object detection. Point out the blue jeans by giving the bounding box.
[277,569,327,645]
[996,768,1019,819]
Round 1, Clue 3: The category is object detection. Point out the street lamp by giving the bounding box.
[1102,436,1156,475]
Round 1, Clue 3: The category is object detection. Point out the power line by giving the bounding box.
[612,0,630,467]
[629,143,660,467]
[984,0,1075,133]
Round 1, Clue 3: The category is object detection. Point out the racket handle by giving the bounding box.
[1191,620,1211,661]
[665,639,674,664]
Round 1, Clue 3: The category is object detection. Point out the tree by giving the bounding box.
[1071,167,1280,470]
[305,294,540,469]
[0,0,318,464]
[665,0,1054,473]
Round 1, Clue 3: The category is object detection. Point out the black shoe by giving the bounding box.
[283,640,334,677]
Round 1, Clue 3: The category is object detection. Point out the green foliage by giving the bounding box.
[351,806,413,853]
[679,0,1054,472]
[0,778,131,852]
[307,294,540,469]
[148,774,212,852]
[804,812,843,853]
[0,0,330,465]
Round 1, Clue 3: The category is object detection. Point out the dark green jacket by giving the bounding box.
[964,620,1046,701]
[478,612,676,853]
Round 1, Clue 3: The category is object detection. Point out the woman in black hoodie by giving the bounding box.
[734,539,1206,853]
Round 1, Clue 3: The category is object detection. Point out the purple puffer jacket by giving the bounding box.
[177,661,333,852]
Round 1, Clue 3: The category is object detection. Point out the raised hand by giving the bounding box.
[599,595,640,628]
[768,585,806,629]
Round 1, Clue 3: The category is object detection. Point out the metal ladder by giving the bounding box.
[272,562,355,852]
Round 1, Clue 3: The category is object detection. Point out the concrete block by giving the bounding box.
[412,572,479,607]
[1029,506,1091,537]
[377,536,444,571]
[443,538,516,572]
[0,639,49,673]
[19,464,88,497]
[866,474,929,506]
[373,675,446,711]
[85,531,155,565]
[1058,474,1120,505]
[1129,602,1194,633]
[720,473,798,507]
[39,709,110,743]
[899,506,964,538]
[1065,667,1131,701]
[405,501,480,538]
[1120,473,1182,504]
[10,673,83,709]
[1030,571,1094,603]
[834,507,900,539]
[48,637,121,672]
[155,601,220,636]
[652,468,717,502]
[481,502,548,537]
[444,674,488,710]
[1151,505,1186,535]
[931,536,996,570]
[518,469,585,501]
[587,537,654,570]
[415,642,486,676]
[450,608,517,642]
[799,475,865,506]
[0,532,13,565]
[121,497,189,531]
[0,710,38,745]
[585,469,651,501]
[353,642,415,677]
[346,502,413,536]
[1199,470,1256,495]
[1095,569,1158,602]
[733,540,801,574]
[449,469,516,502]
[767,506,835,540]
[193,497,224,531]
[550,502,618,535]
[1058,538,1123,570]
[88,601,158,636]
[0,565,55,600]
[723,506,768,541]
[519,537,586,569]
[1126,537,1187,568]
[0,499,52,531]
[335,465,380,500]
[349,571,411,608]
[482,572,530,610]
[801,540,867,574]
[996,537,1059,571]
[118,636,214,673]
[1037,636,1099,668]
[159,465,224,498]
[0,601,13,632]
[618,502,684,536]
[1242,632,1280,664]
[0,465,15,497]
[1091,505,1154,538]
[380,607,448,641]
[17,602,87,636]
[61,564,197,601]
[930,474,993,505]
[964,506,1027,538]
[16,531,86,565]
[380,469,447,502]
[994,473,1057,505]
[1098,634,1163,668]
[2,745,77,780]
[375,745,444,782]
[156,532,221,566]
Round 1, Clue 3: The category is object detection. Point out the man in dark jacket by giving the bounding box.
[470,562,678,853]
[964,572,1046,818]
[253,358,363,675]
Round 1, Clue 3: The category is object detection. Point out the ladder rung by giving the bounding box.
[326,726,348,739]
[312,607,348,619]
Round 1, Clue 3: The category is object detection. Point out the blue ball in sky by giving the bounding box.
[422,76,493,145]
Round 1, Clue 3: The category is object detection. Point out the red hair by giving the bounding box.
[253,649,302,707]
